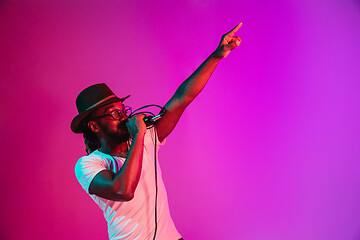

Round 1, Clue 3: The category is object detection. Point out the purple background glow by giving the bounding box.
[1,0,360,239]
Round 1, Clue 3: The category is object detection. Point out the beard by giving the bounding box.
[99,121,130,143]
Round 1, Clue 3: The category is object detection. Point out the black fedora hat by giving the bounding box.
[71,83,130,133]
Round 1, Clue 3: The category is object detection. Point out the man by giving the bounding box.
[71,23,242,240]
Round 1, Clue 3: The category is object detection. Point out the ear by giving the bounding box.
[88,121,100,133]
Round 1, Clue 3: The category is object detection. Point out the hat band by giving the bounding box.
[85,94,117,111]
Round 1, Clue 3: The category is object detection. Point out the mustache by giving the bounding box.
[117,120,129,131]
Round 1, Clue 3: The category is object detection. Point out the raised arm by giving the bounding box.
[156,23,243,142]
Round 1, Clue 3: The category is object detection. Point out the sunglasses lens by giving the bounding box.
[111,110,122,120]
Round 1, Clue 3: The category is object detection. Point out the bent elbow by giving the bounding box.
[112,183,135,201]
[121,192,134,201]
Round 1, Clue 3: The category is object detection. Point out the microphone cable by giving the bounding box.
[129,104,165,240]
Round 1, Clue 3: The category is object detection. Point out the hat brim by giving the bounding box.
[71,95,130,133]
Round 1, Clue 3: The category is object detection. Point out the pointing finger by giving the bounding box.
[225,22,242,37]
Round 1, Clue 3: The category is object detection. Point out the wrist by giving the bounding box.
[132,130,146,139]
[210,50,224,60]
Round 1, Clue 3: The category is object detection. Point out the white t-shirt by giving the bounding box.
[75,128,181,240]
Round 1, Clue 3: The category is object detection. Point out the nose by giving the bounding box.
[119,115,128,123]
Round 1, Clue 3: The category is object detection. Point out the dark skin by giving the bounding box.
[87,23,242,201]
[87,102,146,201]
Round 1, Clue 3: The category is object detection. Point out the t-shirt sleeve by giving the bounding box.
[74,155,108,194]
[148,126,166,147]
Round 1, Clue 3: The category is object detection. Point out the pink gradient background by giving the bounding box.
[1,0,360,239]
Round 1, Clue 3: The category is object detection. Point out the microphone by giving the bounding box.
[144,112,164,127]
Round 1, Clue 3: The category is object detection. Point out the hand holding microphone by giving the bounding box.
[126,115,147,138]
[128,104,165,127]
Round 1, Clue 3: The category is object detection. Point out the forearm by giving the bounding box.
[112,133,145,199]
[173,51,222,104]
[154,24,242,141]
[157,52,222,141]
